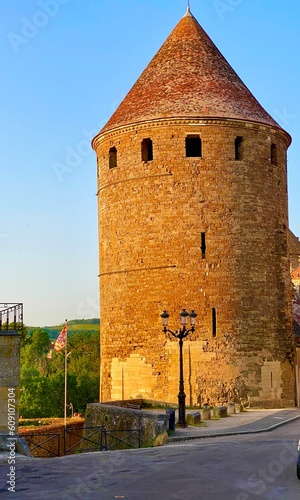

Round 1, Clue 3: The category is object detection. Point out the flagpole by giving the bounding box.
[64,319,68,428]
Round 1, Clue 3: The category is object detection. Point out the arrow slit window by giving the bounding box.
[271,143,277,165]
[212,308,217,337]
[235,136,244,160]
[141,138,153,162]
[201,232,206,259]
[109,147,117,169]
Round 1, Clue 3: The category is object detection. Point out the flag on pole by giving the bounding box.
[54,324,68,352]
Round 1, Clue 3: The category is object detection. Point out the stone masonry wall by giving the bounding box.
[95,118,294,408]
[0,333,20,447]
[86,403,169,447]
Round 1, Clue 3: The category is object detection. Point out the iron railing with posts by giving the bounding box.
[0,303,23,332]
[64,426,141,454]
[100,428,141,451]
[22,426,142,457]
[23,433,61,458]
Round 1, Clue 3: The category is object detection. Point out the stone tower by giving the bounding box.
[92,8,294,407]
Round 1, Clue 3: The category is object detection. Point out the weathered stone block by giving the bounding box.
[186,411,201,425]
[227,402,236,415]
[213,406,228,418]
[200,408,211,420]
[235,403,243,413]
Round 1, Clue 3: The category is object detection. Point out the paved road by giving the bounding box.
[1,419,300,499]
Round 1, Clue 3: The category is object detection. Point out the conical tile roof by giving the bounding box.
[100,8,281,134]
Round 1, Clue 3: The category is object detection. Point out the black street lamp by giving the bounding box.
[160,308,197,427]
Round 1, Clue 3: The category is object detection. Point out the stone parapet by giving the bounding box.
[0,332,20,447]
[86,403,169,447]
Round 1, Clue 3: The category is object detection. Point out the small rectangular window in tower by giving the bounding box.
[109,147,117,169]
[212,308,217,337]
[200,232,206,259]
[141,138,153,162]
[235,136,243,160]
[271,143,277,166]
[186,135,202,157]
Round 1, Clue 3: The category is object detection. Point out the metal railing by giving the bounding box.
[64,426,105,455]
[100,428,141,451]
[23,433,60,457]
[23,426,141,457]
[64,426,140,454]
[0,303,23,332]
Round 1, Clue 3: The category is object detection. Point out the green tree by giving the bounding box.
[68,331,100,375]
[19,325,100,418]
[30,328,50,353]
[19,368,52,418]
[72,373,99,413]
[21,328,51,376]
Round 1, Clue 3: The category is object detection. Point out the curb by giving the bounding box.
[166,414,300,443]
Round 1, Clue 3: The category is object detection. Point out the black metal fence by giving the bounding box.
[100,428,141,451]
[0,303,23,332]
[64,426,104,455]
[23,433,61,458]
[64,426,141,455]
[23,426,141,458]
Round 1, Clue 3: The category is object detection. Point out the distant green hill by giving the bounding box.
[66,319,100,326]
[28,319,100,339]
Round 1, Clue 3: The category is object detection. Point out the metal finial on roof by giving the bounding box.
[185,1,192,17]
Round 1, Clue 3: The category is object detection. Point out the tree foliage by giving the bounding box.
[19,327,100,418]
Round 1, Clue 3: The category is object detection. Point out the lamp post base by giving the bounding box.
[178,391,187,428]
[177,421,188,428]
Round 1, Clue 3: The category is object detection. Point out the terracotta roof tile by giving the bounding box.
[100,9,282,134]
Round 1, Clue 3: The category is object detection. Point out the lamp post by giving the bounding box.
[161,309,197,427]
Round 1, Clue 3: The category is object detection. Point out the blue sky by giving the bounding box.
[1,0,299,326]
